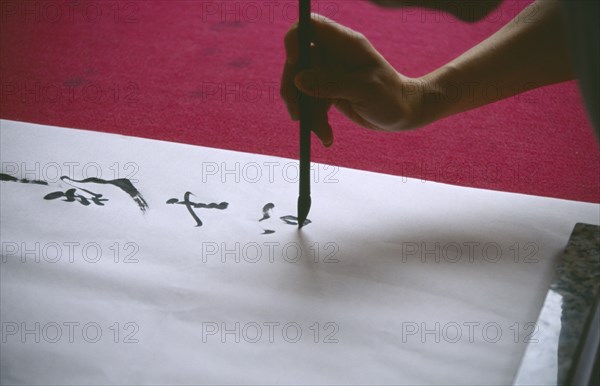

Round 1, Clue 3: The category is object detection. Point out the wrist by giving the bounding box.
[398,75,443,130]
[413,66,460,129]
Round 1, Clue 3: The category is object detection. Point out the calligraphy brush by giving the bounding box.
[297,0,311,228]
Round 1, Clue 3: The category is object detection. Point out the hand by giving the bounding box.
[280,14,425,147]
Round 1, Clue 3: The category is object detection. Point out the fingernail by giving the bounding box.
[321,137,333,147]
[288,105,299,120]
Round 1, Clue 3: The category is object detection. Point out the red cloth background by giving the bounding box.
[1,0,599,203]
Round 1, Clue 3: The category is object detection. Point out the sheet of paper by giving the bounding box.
[1,119,598,385]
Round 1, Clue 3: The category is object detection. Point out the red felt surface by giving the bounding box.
[1,0,598,203]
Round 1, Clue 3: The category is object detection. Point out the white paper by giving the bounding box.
[1,119,598,385]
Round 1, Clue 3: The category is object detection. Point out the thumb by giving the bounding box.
[294,69,360,101]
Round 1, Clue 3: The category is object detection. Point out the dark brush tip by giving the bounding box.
[297,194,312,229]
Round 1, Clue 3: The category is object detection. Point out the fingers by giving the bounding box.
[294,68,361,102]
[281,30,334,145]
[281,61,300,121]
[281,14,372,120]
[311,100,334,147]
[283,21,300,65]
[292,67,359,146]
[281,14,373,146]
[335,99,382,131]
[281,21,300,120]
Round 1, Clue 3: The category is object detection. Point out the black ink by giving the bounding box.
[61,177,148,213]
[44,188,107,206]
[22,179,48,185]
[280,215,311,227]
[166,191,229,227]
[0,173,48,185]
[259,203,275,222]
[192,202,229,210]
[0,173,17,182]
[258,203,276,234]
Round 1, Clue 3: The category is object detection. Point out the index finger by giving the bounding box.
[280,22,300,120]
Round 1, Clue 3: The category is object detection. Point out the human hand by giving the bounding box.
[280,14,425,147]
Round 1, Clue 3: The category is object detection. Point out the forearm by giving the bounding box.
[415,0,574,126]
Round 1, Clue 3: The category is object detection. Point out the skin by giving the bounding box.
[280,0,574,147]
